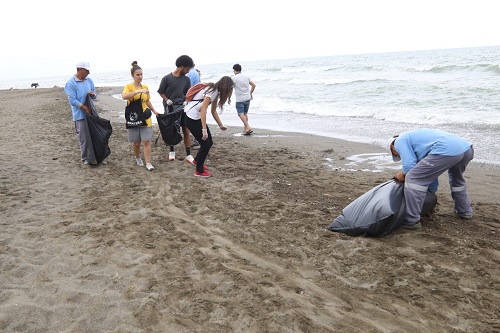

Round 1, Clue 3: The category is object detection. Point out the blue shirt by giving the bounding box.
[186,69,200,87]
[394,128,472,174]
[64,75,97,121]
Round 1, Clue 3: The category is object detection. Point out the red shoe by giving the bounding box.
[190,158,209,171]
[194,170,212,178]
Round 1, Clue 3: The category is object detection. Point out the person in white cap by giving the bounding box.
[389,128,474,230]
[64,61,97,165]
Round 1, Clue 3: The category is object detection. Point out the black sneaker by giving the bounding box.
[401,222,422,231]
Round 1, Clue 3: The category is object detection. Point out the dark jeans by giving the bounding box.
[185,116,212,173]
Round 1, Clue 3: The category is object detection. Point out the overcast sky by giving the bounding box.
[1,0,498,80]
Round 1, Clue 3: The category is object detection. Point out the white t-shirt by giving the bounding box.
[185,87,218,120]
[231,73,251,102]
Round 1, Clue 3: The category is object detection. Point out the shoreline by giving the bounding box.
[1,87,498,332]
[4,85,500,166]
[97,86,500,173]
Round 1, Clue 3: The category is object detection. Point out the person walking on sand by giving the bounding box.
[184,76,233,177]
[231,64,256,135]
[64,61,98,165]
[389,128,474,230]
[122,62,160,171]
[157,55,194,162]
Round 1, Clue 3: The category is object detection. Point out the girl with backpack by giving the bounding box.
[184,76,233,177]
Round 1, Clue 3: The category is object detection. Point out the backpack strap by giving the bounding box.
[187,99,203,112]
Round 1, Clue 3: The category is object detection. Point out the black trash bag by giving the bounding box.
[84,95,112,164]
[327,179,437,237]
[157,104,183,146]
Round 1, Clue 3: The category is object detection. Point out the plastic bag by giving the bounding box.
[328,179,437,237]
[156,104,183,146]
[84,95,112,164]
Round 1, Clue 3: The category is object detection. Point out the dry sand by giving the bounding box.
[0,87,499,333]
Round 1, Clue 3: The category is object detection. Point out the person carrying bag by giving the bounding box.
[122,63,159,171]
[125,93,148,128]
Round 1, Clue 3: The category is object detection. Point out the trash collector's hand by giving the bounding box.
[81,104,91,114]
[202,128,208,140]
[394,171,406,182]
[166,99,173,106]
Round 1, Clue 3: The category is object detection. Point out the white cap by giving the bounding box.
[389,135,400,162]
[76,61,91,71]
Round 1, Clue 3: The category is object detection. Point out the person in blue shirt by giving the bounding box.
[186,66,201,147]
[64,61,97,165]
[186,66,201,86]
[389,128,474,230]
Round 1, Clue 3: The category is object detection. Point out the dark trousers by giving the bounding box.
[185,116,212,173]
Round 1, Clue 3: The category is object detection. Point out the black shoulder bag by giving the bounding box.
[125,93,147,128]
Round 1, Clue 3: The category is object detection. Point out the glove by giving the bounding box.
[166,99,173,106]
[202,128,208,140]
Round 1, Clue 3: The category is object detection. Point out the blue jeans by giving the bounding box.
[235,100,250,114]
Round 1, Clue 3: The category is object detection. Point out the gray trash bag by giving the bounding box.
[328,179,437,237]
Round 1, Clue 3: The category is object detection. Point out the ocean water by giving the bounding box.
[3,46,499,165]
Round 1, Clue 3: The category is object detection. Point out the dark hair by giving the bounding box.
[131,63,141,76]
[206,76,234,109]
[175,55,194,68]
[233,64,242,72]
[131,61,138,66]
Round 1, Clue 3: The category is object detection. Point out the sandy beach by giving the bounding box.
[0,87,499,333]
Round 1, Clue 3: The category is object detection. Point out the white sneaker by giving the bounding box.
[146,163,155,171]
[136,158,144,166]
[185,154,195,166]
[101,158,108,165]
[168,151,176,161]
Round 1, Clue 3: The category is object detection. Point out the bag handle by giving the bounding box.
[128,84,143,103]
[130,92,142,101]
